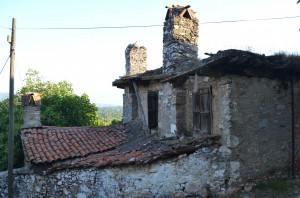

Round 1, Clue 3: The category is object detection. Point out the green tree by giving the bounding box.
[0,96,23,171]
[0,69,105,171]
[20,69,104,127]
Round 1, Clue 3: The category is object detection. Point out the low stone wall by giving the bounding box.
[0,148,240,198]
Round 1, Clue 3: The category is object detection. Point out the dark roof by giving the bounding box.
[20,124,220,175]
[113,49,300,88]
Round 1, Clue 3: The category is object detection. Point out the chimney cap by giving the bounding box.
[165,5,196,21]
[21,93,41,106]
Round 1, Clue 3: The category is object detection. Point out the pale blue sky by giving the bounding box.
[0,0,299,105]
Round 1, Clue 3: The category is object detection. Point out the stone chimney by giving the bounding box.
[21,93,42,129]
[163,5,199,72]
[125,43,147,75]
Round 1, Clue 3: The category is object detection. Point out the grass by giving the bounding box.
[256,180,294,195]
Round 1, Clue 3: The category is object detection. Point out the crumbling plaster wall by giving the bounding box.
[123,86,136,123]
[157,82,177,137]
[181,74,299,184]
[0,148,243,198]
[184,75,232,140]
[122,81,178,137]
[134,82,177,137]
[228,76,294,180]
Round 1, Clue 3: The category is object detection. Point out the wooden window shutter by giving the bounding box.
[193,87,212,134]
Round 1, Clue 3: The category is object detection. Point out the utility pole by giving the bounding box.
[8,17,16,198]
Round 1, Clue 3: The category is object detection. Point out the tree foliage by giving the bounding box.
[0,69,105,171]
[0,96,23,171]
[20,69,104,126]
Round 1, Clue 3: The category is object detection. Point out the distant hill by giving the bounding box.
[0,93,8,101]
[96,103,122,108]
[96,105,123,122]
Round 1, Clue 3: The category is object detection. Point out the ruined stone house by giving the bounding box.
[0,5,300,198]
[113,3,300,191]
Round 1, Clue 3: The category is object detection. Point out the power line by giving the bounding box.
[15,60,23,87]
[18,24,163,30]
[0,55,10,76]
[200,15,300,24]
[0,15,299,30]
[0,25,11,30]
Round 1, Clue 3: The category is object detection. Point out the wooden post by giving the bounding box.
[132,81,147,129]
[8,17,16,198]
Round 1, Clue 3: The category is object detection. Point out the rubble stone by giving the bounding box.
[163,6,198,73]
[0,148,234,197]
[125,43,147,76]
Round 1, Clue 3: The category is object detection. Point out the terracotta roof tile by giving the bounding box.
[21,124,221,175]
[21,125,127,164]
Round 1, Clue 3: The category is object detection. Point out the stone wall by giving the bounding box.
[229,76,294,180]
[183,75,232,139]
[21,93,42,129]
[294,80,300,173]
[123,86,137,123]
[130,82,177,137]
[125,44,147,76]
[0,148,242,198]
[163,15,198,71]
[182,75,298,182]
[123,76,232,139]
[156,83,177,137]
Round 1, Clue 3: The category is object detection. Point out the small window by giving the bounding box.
[148,92,158,129]
[193,87,212,134]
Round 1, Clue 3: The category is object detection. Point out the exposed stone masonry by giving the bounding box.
[21,93,42,129]
[163,5,199,72]
[125,43,147,76]
[0,147,238,198]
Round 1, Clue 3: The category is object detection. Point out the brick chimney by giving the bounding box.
[163,5,199,73]
[21,93,42,129]
[125,43,147,75]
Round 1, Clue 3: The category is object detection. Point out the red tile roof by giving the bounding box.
[21,124,220,175]
[21,125,127,164]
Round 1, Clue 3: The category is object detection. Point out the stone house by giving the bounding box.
[0,5,300,198]
[113,3,300,189]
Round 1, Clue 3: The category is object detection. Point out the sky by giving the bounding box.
[0,0,299,105]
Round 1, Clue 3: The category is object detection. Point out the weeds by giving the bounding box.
[256,180,294,195]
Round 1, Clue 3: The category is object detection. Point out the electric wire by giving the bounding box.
[0,55,10,76]
[18,24,163,30]
[200,15,300,24]
[0,15,299,30]
[0,25,11,30]
[15,60,23,87]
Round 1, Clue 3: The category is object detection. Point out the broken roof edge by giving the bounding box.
[113,49,300,88]
[37,134,221,175]
[112,67,167,88]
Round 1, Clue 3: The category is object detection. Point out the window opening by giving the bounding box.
[148,92,158,129]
